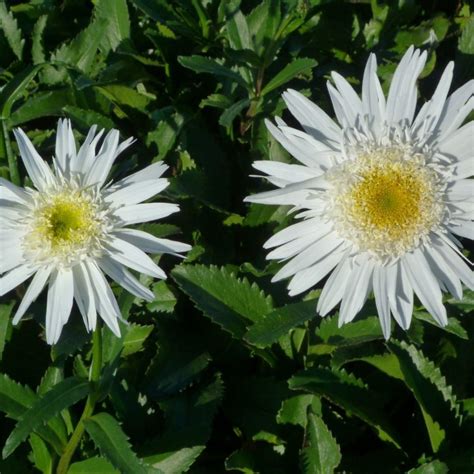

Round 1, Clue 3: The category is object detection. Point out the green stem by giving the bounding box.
[1,120,20,185]
[56,326,102,474]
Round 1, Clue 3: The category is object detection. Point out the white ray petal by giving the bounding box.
[386,262,413,330]
[12,266,51,324]
[114,203,180,226]
[112,161,168,187]
[55,119,76,175]
[13,129,55,191]
[45,268,74,344]
[0,264,36,296]
[373,265,391,340]
[104,179,168,207]
[72,263,97,332]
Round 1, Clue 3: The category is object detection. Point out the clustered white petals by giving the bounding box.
[246,46,474,338]
[0,120,191,344]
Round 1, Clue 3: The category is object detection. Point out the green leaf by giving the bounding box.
[172,265,273,338]
[146,280,177,313]
[277,394,321,428]
[178,55,249,88]
[122,324,154,357]
[245,300,316,348]
[29,433,53,474]
[0,2,24,60]
[261,58,317,96]
[458,15,474,54]
[3,377,89,458]
[69,456,120,473]
[413,311,468,339]
[225,6,252,51]
[219,98,250,128]
[388,341,461,452]
[0,65,43,119]
[31,14,48,64]
[0,302,13,361]
[95,0,130,53]
[62,105,115,130]
[289,367,401,448]
[84,413,150,474]
[407,460,449,474]
[301,410,341,474]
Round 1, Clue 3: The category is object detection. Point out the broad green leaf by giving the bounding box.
[62,106,115,130]
[178,55,249,88]
[261,58,317,96]
[3,377,89,458]
[277,394,321,428]
[95,0,130,53]
[0,302,13,361]
[172,265,273,338]
[413,311,468,339]
[8,88,74,127]
[69,456,119,473]
[225,6,251,51]
[388,341,461,452]
[289,367,401,448]
[84,413,151,474]
[96,85,153,111]
[122,324,154,357]
[301,410,341,474]
[245,300,316,348]
[0,2,24,60]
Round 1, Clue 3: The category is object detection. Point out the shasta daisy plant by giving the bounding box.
[0,120,190,344]
[246,46,474,338]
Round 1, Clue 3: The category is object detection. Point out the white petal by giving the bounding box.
[84,260,121,336]
[112,228,191,255]
[106,236,167,279]
[424,244,463,300]
[362,53,386,134]
[72,263,97,332]
[447,179,474,202]
[98,256,154,301]
[449,220,474,240]
[317,254,352,316]
[0,178,32,204]
[386,261,413,330]
[45,268,74,344]
[0,245,23,274]
[272,233,344,281]
[114,203,180,225]
[252,161,323,187]
[72,126,104,174]
[0,264,36,296]
[402,248,447,327]
[104,179,168,207]
[373,265,391,340]
[331,72,364,124]
[12,266,51,324]
[55,119,76,175]
[282,89,341,145]
[112,161,168,187]
[438,122,473,162]
[287,244,346,296]
[450,159,474,180]
[338,256,374,325]
[13,129,55,191]
[264,217,320,248]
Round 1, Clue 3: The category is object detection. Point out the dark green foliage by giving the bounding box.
[0,0,473,473]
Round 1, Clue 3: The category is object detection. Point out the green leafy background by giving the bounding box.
[0,0,473,472]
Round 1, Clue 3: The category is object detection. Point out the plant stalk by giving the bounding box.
[1,120,20,185]
[56,325,102,474]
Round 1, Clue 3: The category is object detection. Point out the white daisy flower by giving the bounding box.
[246,46,474,338]
[0,120,191,344]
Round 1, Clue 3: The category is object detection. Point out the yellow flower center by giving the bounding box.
[24,188,108,266]
[328,147,445,259]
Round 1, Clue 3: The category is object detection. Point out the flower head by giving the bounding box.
[0,120,191,344]
[246,46,473,338]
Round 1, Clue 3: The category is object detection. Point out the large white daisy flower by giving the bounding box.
[0,120,191,344]
[246,46,474,338]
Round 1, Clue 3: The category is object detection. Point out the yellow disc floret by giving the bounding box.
[327,147,445,260]
[24,186,109,266]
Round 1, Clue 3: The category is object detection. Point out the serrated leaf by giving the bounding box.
[178,55,249,88]
[146,280,177,313]
[277,394,321,428]
[122,324,153,357]
[31,14,48,64]
[407,460,449,474]
[413,311,468,339]
[29,433,53,474]
[388,341,461,452]
[95,0,130,53]
[172,265,273,338]
[261,58,317,96]
[301,411,341,474]
[458,15,474,54]
[3,377,89,458]
[289,367,401,448]
[219,98,250,128]
[84,413,151,474]
[245,300,316,348]
[69,456,120,473]
[0,2,24,60]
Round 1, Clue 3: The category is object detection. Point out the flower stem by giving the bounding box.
[1,120,20,186]
[56,325,102,474]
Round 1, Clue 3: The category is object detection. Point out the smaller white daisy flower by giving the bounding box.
[0,120,191,344]
[246,46,474,338]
